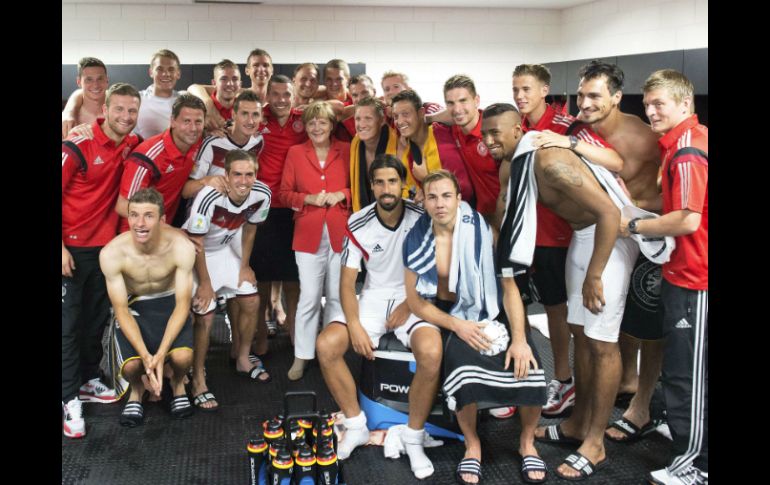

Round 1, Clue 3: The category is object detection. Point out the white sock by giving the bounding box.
[401,427,434,479]
[337,411,369,460]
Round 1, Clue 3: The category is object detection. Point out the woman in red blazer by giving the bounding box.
[280,101,351,380]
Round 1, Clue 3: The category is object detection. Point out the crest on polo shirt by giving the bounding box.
[476,141,488,157]
[292,119,305,133]
[122,146,131,159]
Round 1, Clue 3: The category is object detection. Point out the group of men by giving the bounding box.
[61,46,707,485]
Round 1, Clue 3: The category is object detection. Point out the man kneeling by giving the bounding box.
[316,155,439,479]
[404,170,548,485]
[101,188,197,426]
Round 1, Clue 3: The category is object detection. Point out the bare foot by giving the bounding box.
[519,443,545,482]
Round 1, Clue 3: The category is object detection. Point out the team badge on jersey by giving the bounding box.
[122,147,131,159]
[292,120,305,133]
[476,141,488,157]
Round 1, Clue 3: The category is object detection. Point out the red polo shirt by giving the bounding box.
[258,105,308,208]
[62,120,140,246]
[658,115,708,290]
[118,129,202,231]
[451,110,500,215]
[522,105,611,247]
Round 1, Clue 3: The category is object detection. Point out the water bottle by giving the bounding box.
[316,442,338,485]
[293,444,317,484]
[264,417,285,446]
[298,418,313,444]
[247,435,268,485]
[269,447,294,485]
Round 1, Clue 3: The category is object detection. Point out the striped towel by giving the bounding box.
[403,200,498,322]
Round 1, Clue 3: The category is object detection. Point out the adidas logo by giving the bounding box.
[674,319,692,329]
[373,244,384,253]
[166,165,174,173]
[93,156,104,165]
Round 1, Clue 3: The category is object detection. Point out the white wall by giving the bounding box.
[62,0,707,106]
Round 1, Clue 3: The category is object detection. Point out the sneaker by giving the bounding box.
[62,397,85,438]
[541,378,575,417]
[79,377,119,404]
[648,465,707,485]
[489,406,516,419]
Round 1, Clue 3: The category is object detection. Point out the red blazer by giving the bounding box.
[280,139,351,253]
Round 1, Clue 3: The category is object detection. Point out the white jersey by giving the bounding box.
[185,182,271,253]
[190,134,265,180]
[134,85,178,140]
[341,200,424,294]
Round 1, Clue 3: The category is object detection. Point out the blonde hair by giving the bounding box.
[642,69,694,105]
[381,70,408,84]
[301,100,337,128]
[423,169,460,195]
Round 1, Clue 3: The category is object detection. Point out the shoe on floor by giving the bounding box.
[79,377,119,404]
[648,465,707,485]
[62,397,85,438]
[542,378,575,417]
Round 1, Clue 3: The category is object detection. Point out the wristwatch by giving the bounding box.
[628,217,641,235]
[569,135,579,150]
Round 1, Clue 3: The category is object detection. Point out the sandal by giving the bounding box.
[193,391,219,412]
[170,395,193,419]
[535,424,581,445]
[236,357,272,383]
[456,457,482,484]
[605,417,655,443]
[554,452,608,481]
[120,401,144,428]
[520,455,548,484]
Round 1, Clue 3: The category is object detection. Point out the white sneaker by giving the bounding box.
[489,406,516,419]
[648,465,707,485]
[62,397,85,438]
[541,378,575,416]
[79,377,119,404]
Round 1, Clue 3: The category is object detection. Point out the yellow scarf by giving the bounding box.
[350,124,401,212]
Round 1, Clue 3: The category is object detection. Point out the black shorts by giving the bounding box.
[530,246,568,306]
[114,291,193,376]
[250,207,299,282]
[620,253,664,340]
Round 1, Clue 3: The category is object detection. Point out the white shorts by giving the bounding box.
[193,242,258,315]
[328,289,438,349]
[565,224,639,343]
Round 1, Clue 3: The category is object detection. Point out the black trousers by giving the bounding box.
[660,280,708,473]
[61,246,110,401]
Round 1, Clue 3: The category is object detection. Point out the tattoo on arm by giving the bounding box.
[543,161,584,188]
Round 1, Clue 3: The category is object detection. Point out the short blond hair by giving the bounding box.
[301,100,337,128]
[642,69,694,104]
[423,169,460,196]
[381,70,408,84]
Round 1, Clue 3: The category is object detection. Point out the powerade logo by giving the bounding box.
[380,383,410,394]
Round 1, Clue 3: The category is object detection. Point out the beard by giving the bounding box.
[377,195,400,212]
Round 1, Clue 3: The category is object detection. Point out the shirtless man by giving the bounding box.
[513,63,623,419]
[100,188,197,427]
[404,169,547,484]
[483,104,639,480]
[61,57,109,138]
[574,61,666,444]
